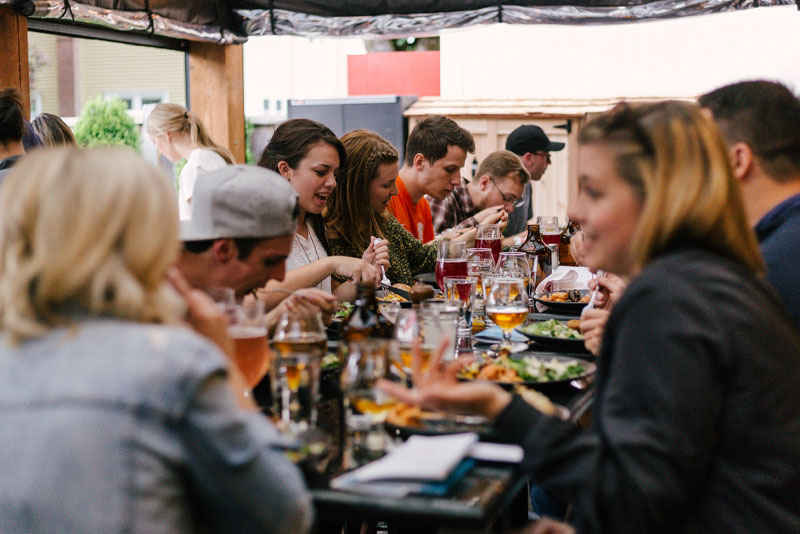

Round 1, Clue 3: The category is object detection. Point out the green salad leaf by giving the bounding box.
[520,319,583,340]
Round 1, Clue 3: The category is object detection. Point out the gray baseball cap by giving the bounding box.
[181,165,299,241]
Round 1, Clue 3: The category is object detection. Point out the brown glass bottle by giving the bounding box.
[559,219,580,266]
[343,284,393,341]
[516,224,551,283]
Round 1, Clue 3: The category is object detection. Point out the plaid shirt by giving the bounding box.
[428,181,480,235]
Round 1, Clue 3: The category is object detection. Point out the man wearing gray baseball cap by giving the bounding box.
[176,165,301,297]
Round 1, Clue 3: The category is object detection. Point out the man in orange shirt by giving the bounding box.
[388,115,475,242]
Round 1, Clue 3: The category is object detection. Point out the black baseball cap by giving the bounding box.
[505,125,565,155]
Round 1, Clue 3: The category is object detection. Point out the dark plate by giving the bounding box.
[384,414,499,440]
[533,290,591,315]
[516,322,588,352]
[413,272,438,287]
[461,353,596,392]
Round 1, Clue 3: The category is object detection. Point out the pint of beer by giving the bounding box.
[229,300,270,388]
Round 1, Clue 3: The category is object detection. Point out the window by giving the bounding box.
[275,99,282,112]
[104,91,169,111]
[263,98,270,112]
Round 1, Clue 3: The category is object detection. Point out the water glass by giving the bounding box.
[419,299,459,362]
[497,251,532,298]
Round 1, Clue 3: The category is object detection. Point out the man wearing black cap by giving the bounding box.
[504,125,566,238]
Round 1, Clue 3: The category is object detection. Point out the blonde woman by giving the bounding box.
[146,103,234,220]
[382,101,800,533]
[0,147,311,534]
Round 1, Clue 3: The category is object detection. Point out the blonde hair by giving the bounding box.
[579,100,764,276]
[326,129,398,251]
[0,147,184,341]
[146,103,234,164]
[475,150,530,185]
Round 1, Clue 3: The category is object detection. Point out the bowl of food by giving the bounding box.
[533,289,590,315]
[516,319,587,352]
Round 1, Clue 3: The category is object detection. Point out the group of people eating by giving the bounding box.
[0,78,799,534]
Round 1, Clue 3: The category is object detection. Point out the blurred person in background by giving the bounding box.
[0,88,26,184]
[146,102,234,221]
[326,129,437,286]
[257,119,385,305]
[31,112,77,147]
[0,147,313,534]
[429,149,526,235]
[382,101,800,534]
[700,80,800,328]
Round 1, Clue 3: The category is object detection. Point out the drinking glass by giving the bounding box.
[444,275,478,342]
[204,286,236,323]
[272,311,327,431]
[485,277,529,347]
[497,251,532,298]
[341,340,397,463]
[466,247,493,296]
[228,299,270,389]
[538,215,561,270]
[475,223,503,266]
[435,240,467,291]
[419,299,459,363]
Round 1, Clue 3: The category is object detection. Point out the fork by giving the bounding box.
[582,269,605,315]
[374,237,391,286]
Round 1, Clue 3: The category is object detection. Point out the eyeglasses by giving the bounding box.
[490,177,525,208]
[535,152,552,164]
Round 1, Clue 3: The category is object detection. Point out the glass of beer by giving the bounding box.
[272,311,327,432]
[229,299,270,389]
[485,277,529,347]
[496,251,532,298]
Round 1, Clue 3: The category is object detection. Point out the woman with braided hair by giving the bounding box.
[325,129,436,286]
[146,103,233,220]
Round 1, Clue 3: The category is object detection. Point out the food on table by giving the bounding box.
[321,352,340,370]
[566,319,581,330]
[409,281,435,304]
[459,355,587,383]
[378,291,408,303]
[540,289,590,303]
[393,283,412,293]
[385,402,426,427]
[518,319,584,340]
[334,301,354,320]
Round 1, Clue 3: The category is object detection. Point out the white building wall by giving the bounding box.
[243,35,366,118]
[440,6,800,100]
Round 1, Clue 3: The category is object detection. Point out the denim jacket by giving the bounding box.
[0,319,312,534]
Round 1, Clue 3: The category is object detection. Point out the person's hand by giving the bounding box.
[332,257,382,287]
[473,206,506,225]
[166,268,234,358]
[587,271,627,310]
[262,288,337,332]
[525,518,576,534]
[579,307,609,356]
[377,340,512,419]
[452,226,478,246]
[569,231,587,266]
[362,236,390,270]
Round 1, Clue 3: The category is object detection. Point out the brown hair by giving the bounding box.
[145,103,234,164]
[404,115,475,167]
[0,88,24,146]
[579,100,763,276]
[31,113,77,147]
[326,129,399,251]
[699,80,800,183]
[475,150,530,185]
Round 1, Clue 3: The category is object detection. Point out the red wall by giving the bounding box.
[348,51,440,97]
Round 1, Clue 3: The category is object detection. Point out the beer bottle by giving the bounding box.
[343,284,393,341]
[517,224,552,283]
[559,219,580,266]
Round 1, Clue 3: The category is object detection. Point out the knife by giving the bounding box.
[379,283,411,301]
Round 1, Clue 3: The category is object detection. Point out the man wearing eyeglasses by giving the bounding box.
[504,125,565,239]
[429,150,530,235]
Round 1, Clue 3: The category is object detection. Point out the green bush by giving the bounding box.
[74,96,140,149]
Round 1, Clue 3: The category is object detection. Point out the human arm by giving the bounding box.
[361,236,390,270]
[260,287,337,334]
[578,308,608,356]
[181,359,313,534]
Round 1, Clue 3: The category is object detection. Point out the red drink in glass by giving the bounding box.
[475,237,502,265]
[436,258,468,291]
[541,232,561,246]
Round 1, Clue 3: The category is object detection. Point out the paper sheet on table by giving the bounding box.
[332,433,479,487]
[536,266,593,294]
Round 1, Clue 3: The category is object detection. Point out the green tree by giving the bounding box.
[74,96,140,149]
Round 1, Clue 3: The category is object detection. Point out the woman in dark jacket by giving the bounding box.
[381,100,800,534]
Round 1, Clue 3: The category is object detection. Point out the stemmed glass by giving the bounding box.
[435,240,467,292]
[496,251,532,298]
[538,215,561,271]
[272,311,327,431]
[485,277,528,347]
[475,223,502,266]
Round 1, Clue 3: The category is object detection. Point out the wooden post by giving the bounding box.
[188,42,245,163]
[0,6,30,119]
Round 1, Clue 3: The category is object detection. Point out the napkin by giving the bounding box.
[536,266,593,294]
[473,325,528,344]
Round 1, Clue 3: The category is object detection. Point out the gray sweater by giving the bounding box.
[0,319,312,534]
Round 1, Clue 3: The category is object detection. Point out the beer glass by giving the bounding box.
[228,299,270,389]
[485,277,528,347]
[272,311,326,431]
[475,223,503,266]
[435,240,467,291]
